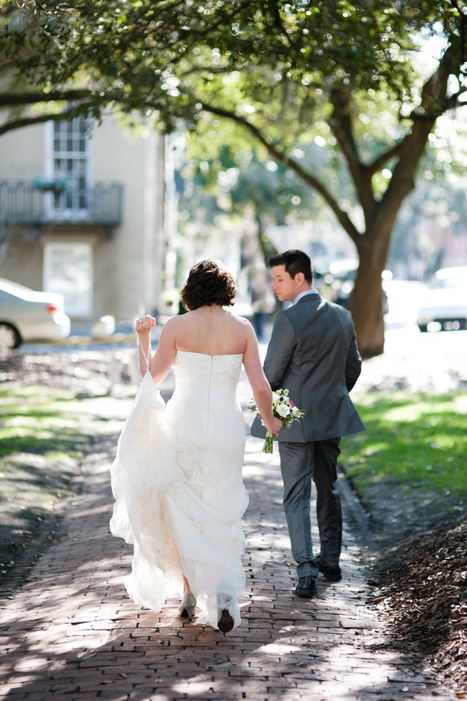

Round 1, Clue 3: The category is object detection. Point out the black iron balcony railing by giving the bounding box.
[0,180,124,235]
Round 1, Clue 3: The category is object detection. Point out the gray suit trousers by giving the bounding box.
[279,438,342,578]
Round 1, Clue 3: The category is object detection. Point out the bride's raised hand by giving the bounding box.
[135,314,155,335]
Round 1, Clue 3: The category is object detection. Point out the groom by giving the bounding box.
[252,250,364,598]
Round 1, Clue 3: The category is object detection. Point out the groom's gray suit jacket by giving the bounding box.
[251,292,364,443]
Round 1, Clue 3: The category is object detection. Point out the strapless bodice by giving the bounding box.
[173,350,243,400]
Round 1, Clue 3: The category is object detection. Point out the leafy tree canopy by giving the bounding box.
[1,0,465,357]
[1,1,464,132]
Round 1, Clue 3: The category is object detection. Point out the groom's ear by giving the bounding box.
[295,272,305,286]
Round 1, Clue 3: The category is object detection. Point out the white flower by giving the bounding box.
[276,404,291,418]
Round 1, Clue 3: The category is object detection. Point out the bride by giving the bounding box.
[110,259,281,633]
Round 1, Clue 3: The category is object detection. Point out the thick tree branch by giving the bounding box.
[410,42,461,120]
[410,85,467,118]
[0,106,87,136]
[444,88,467,110]
[200,101,361,243]
[374,117,435,236]
[366,41,463,228]
[328,87,375,223]
[0,89,93,107]
[367,138,410,176]
[374,42,457,223]
[362,43,465,193]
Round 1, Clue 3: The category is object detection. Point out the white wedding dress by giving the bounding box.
[110,350,248,629]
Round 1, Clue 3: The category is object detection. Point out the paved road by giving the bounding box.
[0,369,456,700]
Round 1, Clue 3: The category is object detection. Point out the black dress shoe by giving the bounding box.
[315,555,342,582]
[295,576,317,598]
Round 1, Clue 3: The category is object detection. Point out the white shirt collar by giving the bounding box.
[293,289,319,305]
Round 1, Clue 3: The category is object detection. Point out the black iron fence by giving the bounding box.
[0,180,124,231]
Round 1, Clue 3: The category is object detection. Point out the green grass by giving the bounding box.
[0,387,93,458]
[340,391,467,496]
[0,385,98,574]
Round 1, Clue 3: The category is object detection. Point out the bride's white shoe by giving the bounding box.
[179,593,197,621]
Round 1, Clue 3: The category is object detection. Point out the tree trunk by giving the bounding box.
[348,117,437,358]
[349,230,392,359]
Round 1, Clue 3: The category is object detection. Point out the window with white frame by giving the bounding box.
[52,117,90,213]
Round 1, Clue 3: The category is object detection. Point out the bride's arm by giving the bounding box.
[147,317,178,386]
[242,323,282,436]
[135,315,155,376]
[135,315,177,384]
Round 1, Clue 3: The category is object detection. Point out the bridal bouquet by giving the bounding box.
[250,388,305,454]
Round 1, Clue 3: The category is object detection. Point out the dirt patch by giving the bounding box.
[0,451,86,585]
[0,350,116,396]
[345,472,464,549]
[369,520,466,697]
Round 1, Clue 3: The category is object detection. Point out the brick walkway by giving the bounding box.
[0,372,456,700]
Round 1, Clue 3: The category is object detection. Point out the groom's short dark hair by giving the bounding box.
[269,250,313,284]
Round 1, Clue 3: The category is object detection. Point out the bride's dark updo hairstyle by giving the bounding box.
[180,259,236,311]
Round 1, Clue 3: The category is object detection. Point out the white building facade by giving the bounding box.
[0,114,174,327]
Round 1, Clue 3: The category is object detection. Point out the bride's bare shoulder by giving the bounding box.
[226,311,256,344]
[227,309,253,326]
[159,314,191,338]
[165,311,194,326]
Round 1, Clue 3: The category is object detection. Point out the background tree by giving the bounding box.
[387,110,467,278]
[0,0,465,356]
[178,141,336,317]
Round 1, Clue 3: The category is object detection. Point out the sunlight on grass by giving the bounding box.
[0,387,93,459]
[341,392,466,495]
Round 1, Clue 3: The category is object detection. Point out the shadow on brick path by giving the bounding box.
[0,372,457,701]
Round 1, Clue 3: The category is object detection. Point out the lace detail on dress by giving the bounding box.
[174,437,207,497]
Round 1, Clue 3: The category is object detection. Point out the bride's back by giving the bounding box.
[174,306,249,356]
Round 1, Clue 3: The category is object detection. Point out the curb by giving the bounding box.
[337,466,377,555]
[49,333,135,346]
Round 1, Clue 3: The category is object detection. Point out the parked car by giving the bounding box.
[416,266,467,332]
[0,278,71,349]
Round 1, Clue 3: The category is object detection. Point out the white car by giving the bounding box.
[417,267,467,332]
[0,278,71,349]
